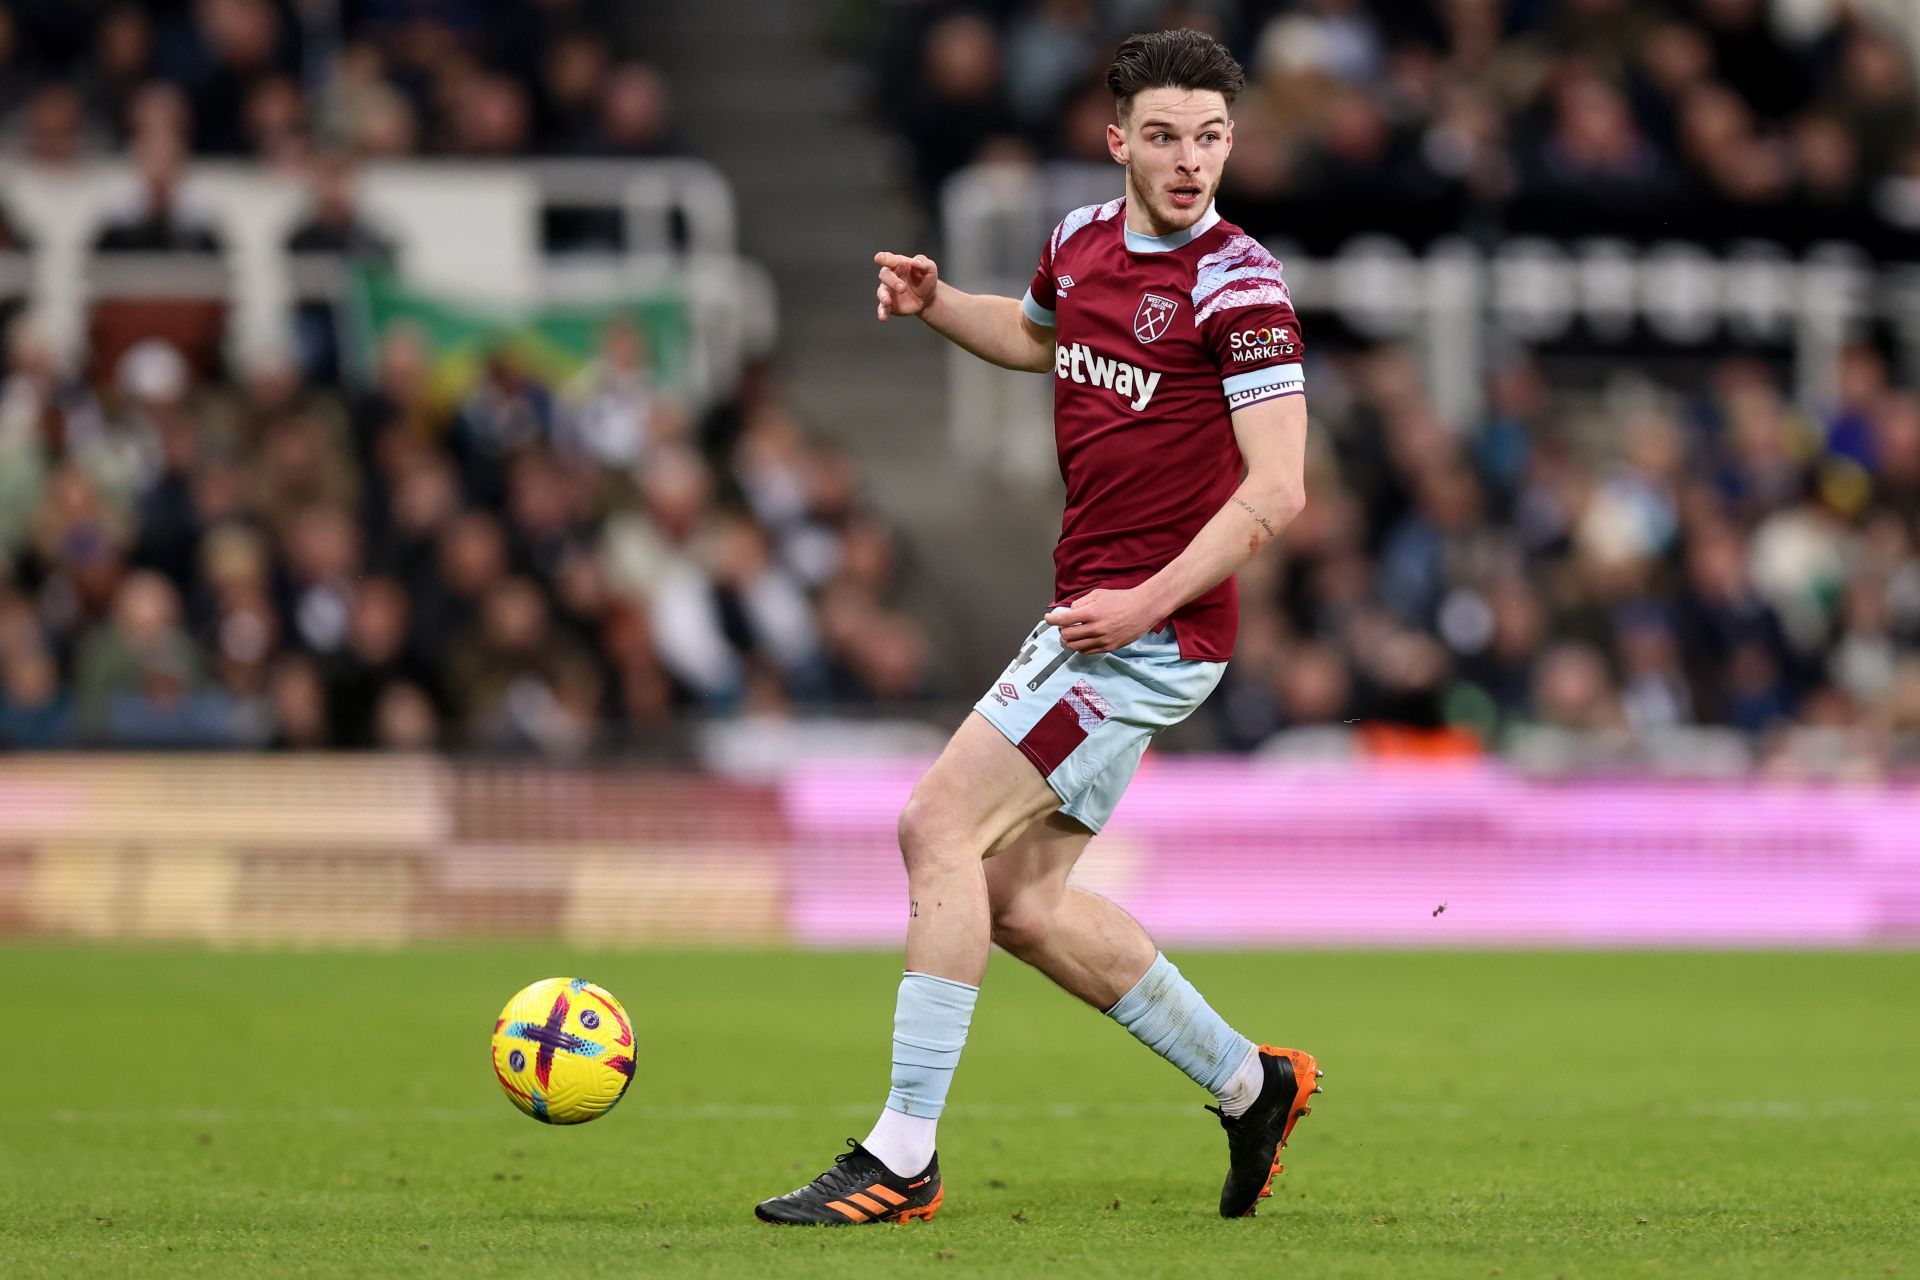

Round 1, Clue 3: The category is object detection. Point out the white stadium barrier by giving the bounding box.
[0,158,772,408]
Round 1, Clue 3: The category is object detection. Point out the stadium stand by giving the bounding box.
[0,0,934,752]
[887,1,1920,772]
[2,0,1918,774]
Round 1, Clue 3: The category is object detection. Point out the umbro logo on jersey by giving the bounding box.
[1057,275,1075,290]
[1133,293,1179,344]
[1055,341,1162,412]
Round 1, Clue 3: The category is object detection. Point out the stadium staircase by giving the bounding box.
[644,0,1059,696]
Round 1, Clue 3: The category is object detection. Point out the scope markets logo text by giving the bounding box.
[1227,326,1297,363]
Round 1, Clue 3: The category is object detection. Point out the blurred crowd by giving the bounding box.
[5,0,1920,765]
[0,318,934,752]
[0,0,675,169]
[876,0,1920,254]
[0,2,947,754]
[1214,341,1920,767]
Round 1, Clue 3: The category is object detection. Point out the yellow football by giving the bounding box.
[490,977,635,1124]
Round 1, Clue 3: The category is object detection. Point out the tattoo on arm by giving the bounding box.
[910,900,919,918]
[1235,498,1276,539]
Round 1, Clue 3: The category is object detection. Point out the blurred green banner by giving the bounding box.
[345,265,692,399]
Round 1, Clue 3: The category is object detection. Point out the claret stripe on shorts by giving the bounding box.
[1017,678,1113,775]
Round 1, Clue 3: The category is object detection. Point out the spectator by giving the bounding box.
[648,510,823,705]
[72,569,207,741]
[537,29,610,152]
[1515,70,1672,236]
[83,4,155,143]
[275,504,361,656]
[450,73,532,156]
[70,338,186,512]
[415,510,510,652]
[504,448,594,581]
[1614,600,1693,731]
[592,62,675,156]
[1530,641,1624,732]
[0,630,72,746]
[324,575,435,747]
[446,574,599,751]
[883,1,1920,253]
[1829,21,1919,176]
[244,75,310,167]
[1003,0,1099,132]
[0,316,66,561]
[184,0,292,156]
[266,651,329,749]
[0,3,34,123]
[899,14,1017,206]
[9,82,101,165]
[556,318,682,473]
[27,463,133,656]
[374,680,441,750]
[93,132,223,254]
[453,351,552,507]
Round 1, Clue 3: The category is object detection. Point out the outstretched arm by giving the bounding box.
[1046,393,1309,654]
[875,252,1055,373]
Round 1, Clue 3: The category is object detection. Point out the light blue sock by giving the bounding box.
[1106,952,1255,1095]
[883,971,979,1118]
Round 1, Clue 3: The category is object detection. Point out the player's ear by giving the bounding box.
[1106,120,1127,166]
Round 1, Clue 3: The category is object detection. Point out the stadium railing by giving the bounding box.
[0,159,773,405]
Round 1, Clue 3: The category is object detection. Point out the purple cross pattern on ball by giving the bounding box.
[513,992,578,1089]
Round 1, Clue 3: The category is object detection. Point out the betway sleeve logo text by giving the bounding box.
[1053,342,1162,412]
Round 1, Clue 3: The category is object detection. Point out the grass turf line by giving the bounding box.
[1,947,1915,1278]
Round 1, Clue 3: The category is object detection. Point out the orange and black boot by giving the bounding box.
[755,1140,942,1225]
[1210,1046,1322,1217]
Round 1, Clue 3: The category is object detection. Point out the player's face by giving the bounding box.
[1107,88,1234,236]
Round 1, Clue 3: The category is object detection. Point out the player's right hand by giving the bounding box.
[874,252,939,322]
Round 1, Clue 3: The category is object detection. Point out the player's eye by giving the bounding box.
[579,1009,601,1030]
[1152,133,1170,143]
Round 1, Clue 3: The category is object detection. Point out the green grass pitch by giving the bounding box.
[3,946,1916,1277]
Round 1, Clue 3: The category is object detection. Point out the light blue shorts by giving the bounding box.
[973,617,1227,832]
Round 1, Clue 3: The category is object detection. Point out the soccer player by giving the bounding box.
[755,29,1319,1226]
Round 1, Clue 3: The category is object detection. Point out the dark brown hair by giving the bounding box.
[1106,29,1245,119]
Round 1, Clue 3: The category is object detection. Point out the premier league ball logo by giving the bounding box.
[1133,293,1179,344]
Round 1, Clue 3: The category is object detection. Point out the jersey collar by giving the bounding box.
[1123,202,1221,253]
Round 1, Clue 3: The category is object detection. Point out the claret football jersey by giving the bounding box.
[1021,198,1305,661]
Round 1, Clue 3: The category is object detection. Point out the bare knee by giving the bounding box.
[897,789,972,879]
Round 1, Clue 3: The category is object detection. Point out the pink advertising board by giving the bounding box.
[780,759,1920,947]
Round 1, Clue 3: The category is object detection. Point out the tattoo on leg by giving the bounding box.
[910,900,919,918]
[1234,498,1276,538]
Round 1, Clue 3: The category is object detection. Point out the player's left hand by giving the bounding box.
[1045,589,1161,655]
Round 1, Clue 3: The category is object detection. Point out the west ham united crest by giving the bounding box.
[1133,293,1179,344]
